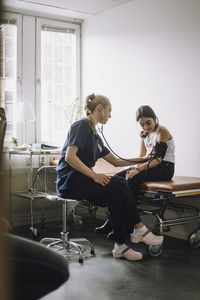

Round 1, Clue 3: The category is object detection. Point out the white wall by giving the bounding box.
[82,0,200,176]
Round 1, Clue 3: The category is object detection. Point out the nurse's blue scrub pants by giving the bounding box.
[61,175,141,244]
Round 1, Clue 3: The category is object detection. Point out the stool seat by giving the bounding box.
[40,194,95,263]
[45,194,79,217]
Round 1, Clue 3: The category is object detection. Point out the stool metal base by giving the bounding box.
[40,232,95,263]
[40,231,95,263]
[40,195,95,263]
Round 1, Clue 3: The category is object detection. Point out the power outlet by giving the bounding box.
[25,157,31,167]
[40,156,45,166]
[39,156,50,166]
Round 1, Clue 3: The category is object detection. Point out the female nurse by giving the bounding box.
[56,94,163,261]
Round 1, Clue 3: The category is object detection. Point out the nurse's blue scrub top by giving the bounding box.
[56,118,110,198]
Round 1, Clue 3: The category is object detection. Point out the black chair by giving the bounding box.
[3,233,69,300]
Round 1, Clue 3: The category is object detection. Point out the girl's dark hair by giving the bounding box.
[136,105,158,138]
[136,105,157,121]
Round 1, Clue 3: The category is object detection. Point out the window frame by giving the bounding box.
[35,17,81,144]
[0,12,22,145]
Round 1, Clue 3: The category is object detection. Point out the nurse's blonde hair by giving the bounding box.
[84,93,111,116]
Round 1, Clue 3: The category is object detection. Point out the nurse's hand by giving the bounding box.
[93,173,111,186]
[125,168,139,180]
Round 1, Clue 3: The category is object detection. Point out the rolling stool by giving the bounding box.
[40,195,95,263]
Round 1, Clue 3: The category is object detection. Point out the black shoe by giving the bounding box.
[95,219,112,234]
[107,231,114,240]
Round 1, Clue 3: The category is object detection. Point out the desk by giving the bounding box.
[9,149,61,236]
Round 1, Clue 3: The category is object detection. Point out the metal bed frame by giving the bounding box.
[137,176,200,256]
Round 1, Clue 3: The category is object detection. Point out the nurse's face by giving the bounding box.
[102,104,111,124]
[138,117,157,134]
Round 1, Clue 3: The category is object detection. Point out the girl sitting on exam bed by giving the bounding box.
[96,105,175,237]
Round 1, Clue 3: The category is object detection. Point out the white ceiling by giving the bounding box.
[3,0,133,20]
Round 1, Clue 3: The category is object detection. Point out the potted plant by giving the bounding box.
[10,137,19,148]
[65,97,82,125]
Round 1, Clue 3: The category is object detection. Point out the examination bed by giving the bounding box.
[138,175,200,256]
[92,160,200,256]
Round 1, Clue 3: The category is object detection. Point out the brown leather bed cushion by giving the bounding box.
[140,176,200,192]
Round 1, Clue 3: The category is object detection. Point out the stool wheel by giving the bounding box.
[90,249,95,255]
[188,231,200,248]
[148,244,163,257]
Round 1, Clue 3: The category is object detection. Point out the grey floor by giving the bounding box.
[13,219,200,300]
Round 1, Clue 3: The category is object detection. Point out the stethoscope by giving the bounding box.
[98,111,163,182]
[97,109,146,164]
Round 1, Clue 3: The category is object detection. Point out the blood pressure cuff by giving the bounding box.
[152,142,168,160]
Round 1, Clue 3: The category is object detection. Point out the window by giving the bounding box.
[36,19,80,146]
[0,13,21,144]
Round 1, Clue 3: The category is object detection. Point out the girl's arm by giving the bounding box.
[65,145,111,186]
[126,127,171,179]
